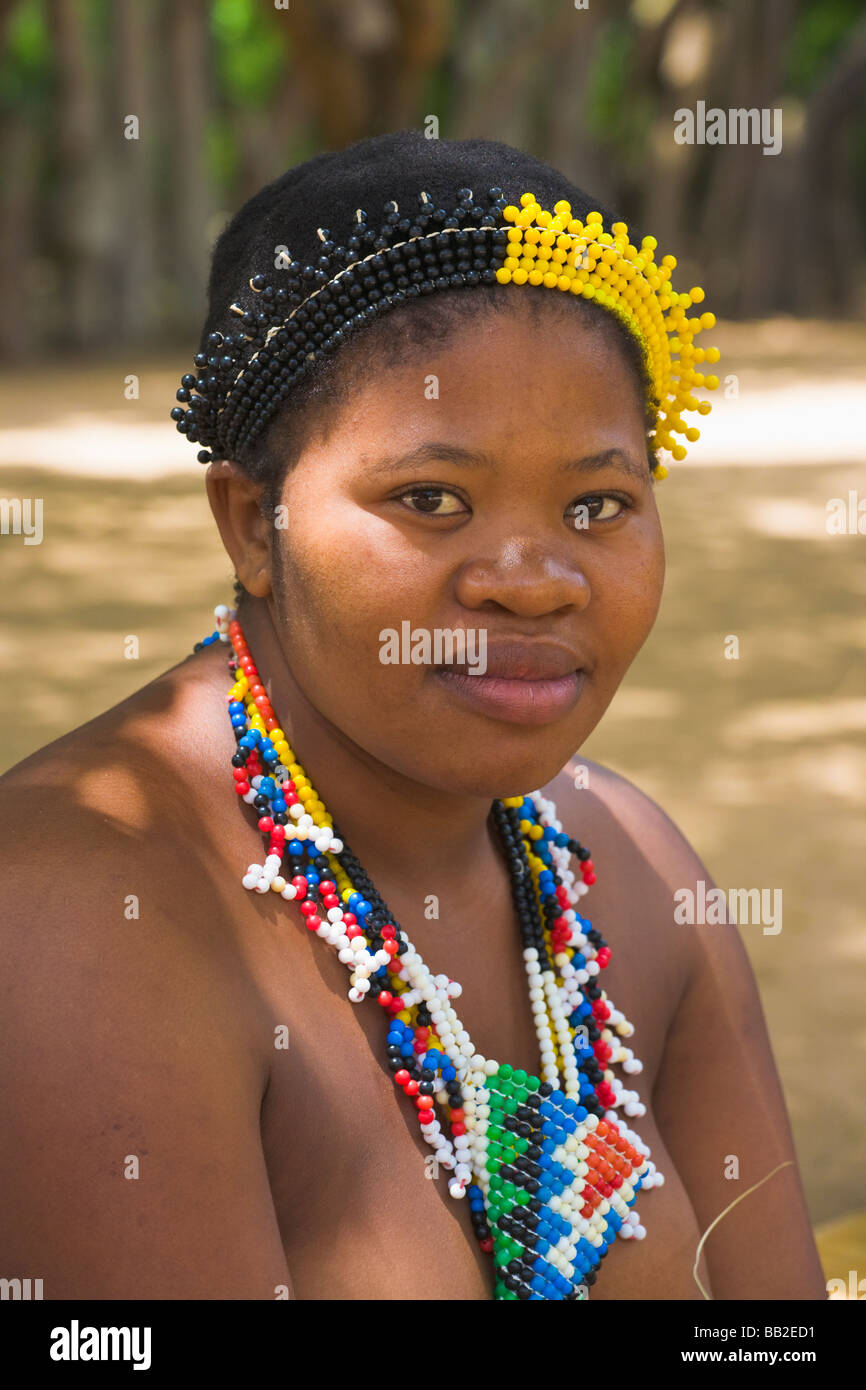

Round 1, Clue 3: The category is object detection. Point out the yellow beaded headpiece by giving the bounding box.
[498,194,719,479]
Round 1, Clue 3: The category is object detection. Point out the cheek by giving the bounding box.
[273,504,436,681]
[591,520,665,669]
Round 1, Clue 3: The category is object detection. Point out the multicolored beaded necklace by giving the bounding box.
[197,604,663,1300]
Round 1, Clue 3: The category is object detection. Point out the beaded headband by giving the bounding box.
[172,187,719,481]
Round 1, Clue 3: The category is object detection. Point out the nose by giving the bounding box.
[452,535,590,617]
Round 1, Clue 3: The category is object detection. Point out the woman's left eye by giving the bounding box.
[567,493,632,523]
[397,487,466,516]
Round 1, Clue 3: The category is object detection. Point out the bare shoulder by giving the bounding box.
[0,647,248,1016]
[0,647,291,1298]
[543,751,770,1058]
[0,643,240,939]
[0,640,226,812]
[541,755,708,1047]
[547,753,766,1035]
[547,753,713,889]
[0,642,246,991]
[543,759,825,1298]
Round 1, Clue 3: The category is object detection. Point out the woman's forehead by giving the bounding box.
[326,301,649,427]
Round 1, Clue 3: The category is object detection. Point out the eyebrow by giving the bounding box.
[359,442,650,482]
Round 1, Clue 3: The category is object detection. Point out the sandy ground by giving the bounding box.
[1,317,864,1288]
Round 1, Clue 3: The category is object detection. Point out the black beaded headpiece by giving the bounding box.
[174,185,510,464]
[172,132,719,478]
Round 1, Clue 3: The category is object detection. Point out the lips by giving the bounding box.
[432,640,589,726]
[434,641,584,681]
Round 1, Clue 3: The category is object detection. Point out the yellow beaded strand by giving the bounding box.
[497,193,719,478]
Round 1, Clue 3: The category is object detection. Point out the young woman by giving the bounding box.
[0,131,826,1301]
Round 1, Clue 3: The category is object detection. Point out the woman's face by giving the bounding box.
[267,299,665,798]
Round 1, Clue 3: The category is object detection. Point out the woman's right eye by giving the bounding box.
[396,486,467,517]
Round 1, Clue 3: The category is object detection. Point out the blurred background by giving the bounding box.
[1,0,865,1291]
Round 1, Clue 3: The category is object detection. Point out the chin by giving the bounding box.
[418,742,581,801]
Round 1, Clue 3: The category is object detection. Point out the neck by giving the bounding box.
[234,593,508,892]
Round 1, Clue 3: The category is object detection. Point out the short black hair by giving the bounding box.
[198,130,657,599]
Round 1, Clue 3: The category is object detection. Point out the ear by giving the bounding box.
[205,460,273,598]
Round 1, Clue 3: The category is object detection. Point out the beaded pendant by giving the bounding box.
[478,1067,647,1299]
[198,606,663,1300]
